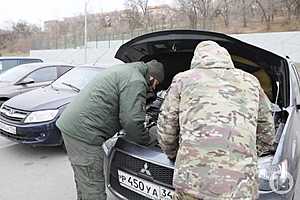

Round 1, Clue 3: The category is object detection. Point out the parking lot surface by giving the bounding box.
[0,136,76,200]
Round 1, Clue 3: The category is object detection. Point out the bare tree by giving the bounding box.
[124,2,142,31]
[12,21,40,38]
[214,0,232,27]
[252,0,272,30]
[176,0,199,29]
[125,0,150,29]
[295,0,300,19]
[176,0,212,29]
[0,31,14,51]
[197,0,213,29]
[167,7,182,29]
[241,0,248,27]
[0,21,42,52]
[136,0,149,17]
[281,0,296,22]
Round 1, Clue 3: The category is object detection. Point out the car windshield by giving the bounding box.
[0,65,34,82]
[52,67,102,91]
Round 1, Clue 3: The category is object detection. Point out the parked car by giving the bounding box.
[103,30,300,200]
[0,66,105,146]
[0,62,73,105]
[0,57,43,73]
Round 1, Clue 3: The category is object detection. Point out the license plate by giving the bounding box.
[118,170,174,200]
[0,121,16,135]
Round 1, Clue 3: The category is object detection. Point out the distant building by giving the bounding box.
[44,20,60,33]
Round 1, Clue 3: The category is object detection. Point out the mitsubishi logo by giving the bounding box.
[140,163,151,176]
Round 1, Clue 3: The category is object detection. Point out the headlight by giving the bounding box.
[24,110,59,123]
[258,157,293,194]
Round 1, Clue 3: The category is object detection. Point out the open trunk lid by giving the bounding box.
[115,30,289,107]
[115,30,285,65]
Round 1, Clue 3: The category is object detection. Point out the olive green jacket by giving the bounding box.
[56,62,150,145]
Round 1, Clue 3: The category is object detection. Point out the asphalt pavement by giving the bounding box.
[0,136,76,200]
[0,135,300,200]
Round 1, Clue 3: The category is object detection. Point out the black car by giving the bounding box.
[103,30,300,200]
[0,57,43,73]
[0,62,73,105]
[0,66,104,146]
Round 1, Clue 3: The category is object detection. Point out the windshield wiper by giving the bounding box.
[62,82,80,93]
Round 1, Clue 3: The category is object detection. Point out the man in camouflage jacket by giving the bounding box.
[157,41,275,200]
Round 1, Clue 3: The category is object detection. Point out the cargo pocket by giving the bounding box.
[86,158,105,182]
[71,161,105,200]
[69,148,105,182]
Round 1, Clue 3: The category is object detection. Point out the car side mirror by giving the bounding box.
[17,77,35,85]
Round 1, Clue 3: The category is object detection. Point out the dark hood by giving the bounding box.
[190,41,235,69]
[4,86,77,111]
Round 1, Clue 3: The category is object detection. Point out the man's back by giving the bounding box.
[157,41,275,199]
[172,67,262,198]
[57,62,148,145]
[57,60,164,200]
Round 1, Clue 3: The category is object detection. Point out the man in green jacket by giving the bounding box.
[56,60,164,200]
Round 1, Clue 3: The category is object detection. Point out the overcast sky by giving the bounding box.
[0,0,173,29]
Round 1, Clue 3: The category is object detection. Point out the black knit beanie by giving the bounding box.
[146,60,164,83]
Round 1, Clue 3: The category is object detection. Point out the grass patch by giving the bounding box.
[0,51,29,57]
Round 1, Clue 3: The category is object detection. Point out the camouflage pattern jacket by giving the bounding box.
[157,41,275,199]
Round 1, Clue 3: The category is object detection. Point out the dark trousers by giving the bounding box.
[62,133,106,200]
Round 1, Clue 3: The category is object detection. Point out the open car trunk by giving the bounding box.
[115,30,290,154]
[115,30,289,107]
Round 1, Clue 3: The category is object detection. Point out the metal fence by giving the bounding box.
[30,15,299,51]
[30,23,215,50]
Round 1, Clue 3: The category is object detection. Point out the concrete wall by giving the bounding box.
[30,31,300,65]
[231,31,300,63]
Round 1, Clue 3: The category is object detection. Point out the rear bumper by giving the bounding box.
[0,118,62,146]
